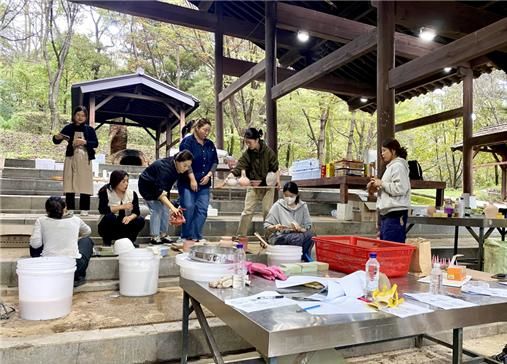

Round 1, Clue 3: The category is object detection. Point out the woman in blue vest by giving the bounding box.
[178,118,218,242]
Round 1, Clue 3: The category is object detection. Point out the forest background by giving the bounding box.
[0,0,506,201]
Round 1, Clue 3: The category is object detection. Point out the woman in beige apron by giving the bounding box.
[53,106,98,216]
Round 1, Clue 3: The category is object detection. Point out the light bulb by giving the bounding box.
[297,30,310,43]
[419,27,436,42]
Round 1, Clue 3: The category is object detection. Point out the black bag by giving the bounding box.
[408,160,423,180]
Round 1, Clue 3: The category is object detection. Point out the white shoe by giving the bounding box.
[199,239,208,244]
[80,210,89,216]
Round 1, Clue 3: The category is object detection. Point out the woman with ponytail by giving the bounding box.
[138,150,193,244]
[97,170,145,247]
[226,128,280,237]
[367,138,411,243]
[29,196,94,287]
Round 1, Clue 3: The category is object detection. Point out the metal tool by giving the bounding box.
[188,245,237,264]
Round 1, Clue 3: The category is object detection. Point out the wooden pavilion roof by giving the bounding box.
[451,123,507,156]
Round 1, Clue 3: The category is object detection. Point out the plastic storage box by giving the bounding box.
[314,236,416,277]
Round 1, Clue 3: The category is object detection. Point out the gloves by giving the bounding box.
[245,262,288,281]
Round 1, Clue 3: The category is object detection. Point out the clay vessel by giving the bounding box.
[484,202,499,219]
[225,175,238,186]
[426,206,436,217]
[238,170,250,187]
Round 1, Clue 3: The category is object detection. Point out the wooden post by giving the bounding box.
[165,119,171,157]
[214,2,224,149]
[502,160,506,201]
[89,94,96,128]
[376,1,395,176]
[265,1,277,154]
[462,67,473,195]
[180,109,186,138]
[155,128,160,160]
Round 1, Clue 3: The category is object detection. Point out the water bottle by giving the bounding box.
[364,252,380,301]
[429,262,443,294]
[233,244,247,289]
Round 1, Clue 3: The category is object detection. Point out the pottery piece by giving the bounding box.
[426,206,436,217]
[484,202,499,219]
[225,175,238,186]
[238,170,250,187]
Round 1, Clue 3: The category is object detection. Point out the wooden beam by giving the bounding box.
[469,131,507,148]
[377,1,395,176]
[389,17,507,89]
[72,1,297,49]
[265,1,277,153]
[214,2,224,149]
[271,30,377,100]
[276,2,440,59]
[198,1,213,12]
[395,108,464,132]
[89,94,96,127]
[462,68,474,195]
[104,91,172,104]
[218,60,265,103]
[223,57,375,97]
[95,94,114,111]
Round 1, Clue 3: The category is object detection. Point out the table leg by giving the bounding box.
[340,183,348,204]
[478,227,484,271]
[454,226,459,256]
[189,297,225,364]
[181,291,190,364]
[415,335,424,348]
[452,328,463,364]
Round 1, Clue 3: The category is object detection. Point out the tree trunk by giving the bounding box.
[346,111,356,160]
[110,124,128,155]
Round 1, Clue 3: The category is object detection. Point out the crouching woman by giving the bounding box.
[264,182,315,262]
[29,196,94,287]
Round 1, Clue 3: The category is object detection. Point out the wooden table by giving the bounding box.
[294,176,446,206]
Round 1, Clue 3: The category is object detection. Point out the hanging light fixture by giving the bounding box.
[360,97,368,103]
[419,27,436,42]
[443,67,452,73]
[297,30,310,43]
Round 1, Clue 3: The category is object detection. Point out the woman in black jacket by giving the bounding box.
[98,170,145,247]
[52,106,98,216]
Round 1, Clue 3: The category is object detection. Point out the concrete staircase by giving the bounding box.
[0,158,501,363]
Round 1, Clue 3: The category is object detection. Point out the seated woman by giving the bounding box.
[264,182,315,262]
[97,170,145,247]
[29,196,94,287]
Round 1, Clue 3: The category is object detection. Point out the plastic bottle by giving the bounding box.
[232,243,247,289]
[364,252,380,301]
[456,197,464,218]
[429,262,443,295]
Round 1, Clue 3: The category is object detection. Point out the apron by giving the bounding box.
[63,131,93,195]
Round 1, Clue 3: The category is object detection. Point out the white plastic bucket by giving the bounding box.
[119,249,160,296]
[176,253,235,282]
[16,256,76,320]
[266,245,302,266]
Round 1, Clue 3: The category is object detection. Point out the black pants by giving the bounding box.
[65,193,91,211]
[98,213,145,246]
[29,237,94,281]
[273,231,315,262]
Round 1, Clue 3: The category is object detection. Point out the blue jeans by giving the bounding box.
[380,210,408,243]
[146,200,169,237]
[178,186,210,240]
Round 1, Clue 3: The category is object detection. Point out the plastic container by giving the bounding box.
[176,253,235,282]
[266,245,302,266]
[314,236,415,277]
[233,244,247,289]
[365,252,380,300]
[16,256,76,320]
[429,262,443,294]
[119,249,160,296]
[114,238,135,255]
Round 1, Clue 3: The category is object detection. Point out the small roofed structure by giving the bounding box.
[71,69,200,159]
[451,124,507,201]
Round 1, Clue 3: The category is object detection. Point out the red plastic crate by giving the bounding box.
[314,236,416,277]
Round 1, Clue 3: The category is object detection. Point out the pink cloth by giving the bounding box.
[245,262,287,281]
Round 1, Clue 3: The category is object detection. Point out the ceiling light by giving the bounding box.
[419,27,436,42]
[297,30,310,43]
[360,97,368,103]
[444,67,452,73]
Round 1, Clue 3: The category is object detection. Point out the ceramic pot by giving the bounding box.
[484,202,499,219]
[426,206,436,217]
[225,175,238,186]
[238,170,250,187]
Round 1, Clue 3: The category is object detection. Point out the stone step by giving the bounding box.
[0,166,143,180]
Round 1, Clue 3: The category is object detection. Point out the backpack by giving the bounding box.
[408,160,423,180]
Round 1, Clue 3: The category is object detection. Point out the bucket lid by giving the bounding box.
[17,256,76,269]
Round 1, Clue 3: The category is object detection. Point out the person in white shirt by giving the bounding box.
[29,196,94,287]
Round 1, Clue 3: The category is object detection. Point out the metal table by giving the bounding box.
[180,274,507,364]
[407,216,507,270]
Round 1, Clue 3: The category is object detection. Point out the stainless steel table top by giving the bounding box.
[180,273,507,358]
[408,216,507,228]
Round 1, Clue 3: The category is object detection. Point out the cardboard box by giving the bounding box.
[335,203,353,221]
[350,200,377,222]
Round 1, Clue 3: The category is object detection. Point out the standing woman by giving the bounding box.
[226,128,280,237]
[179,118,218,242]
[97,170,145,247]
[367,138,411,243]
[52,106,98,216]
[138,150,193,245]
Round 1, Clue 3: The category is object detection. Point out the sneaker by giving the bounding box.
[161,236,173,244]
[80,210,89,217]
[73,277,86,288]
[150,237,163,245]
[198,239,208,244]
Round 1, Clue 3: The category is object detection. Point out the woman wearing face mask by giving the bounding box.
[178,118,218,242]
[226,128,280,237]
[97,170,145,247]
[52,106,98,216]
[138,150,193,245]
[264,182,314,262]
[367,138,411,243]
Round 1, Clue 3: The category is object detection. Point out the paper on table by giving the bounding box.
[418,275,472,288]
[225,291,295,313]
[276,275,330,289]
[296,296,374,315]
[404,292,477,310]
[461,285,507,298]
[380,301,434,318]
